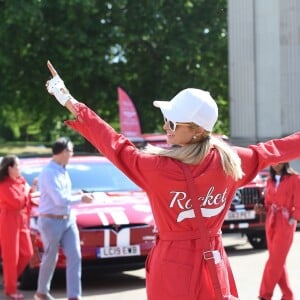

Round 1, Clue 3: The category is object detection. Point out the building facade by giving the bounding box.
[228,0,300,148]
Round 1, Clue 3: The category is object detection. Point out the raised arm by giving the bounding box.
[45,60,158,192]
[46,60,78,117]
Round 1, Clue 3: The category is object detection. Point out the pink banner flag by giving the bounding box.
[118,87,142,137]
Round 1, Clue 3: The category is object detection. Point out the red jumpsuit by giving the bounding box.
[65,103,300,300]
[0,176,34,295]
[259,174,300,300]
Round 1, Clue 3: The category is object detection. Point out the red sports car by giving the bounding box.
[18,155,156,289]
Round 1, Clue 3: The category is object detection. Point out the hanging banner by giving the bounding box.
[117,87,142,137]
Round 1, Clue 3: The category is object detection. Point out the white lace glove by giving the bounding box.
[46,75,73,106]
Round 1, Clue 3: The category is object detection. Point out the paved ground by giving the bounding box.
[1,232,300,299]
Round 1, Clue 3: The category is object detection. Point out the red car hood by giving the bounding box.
[71,191,154,228]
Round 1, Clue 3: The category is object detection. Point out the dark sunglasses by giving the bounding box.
[163,117,192,132]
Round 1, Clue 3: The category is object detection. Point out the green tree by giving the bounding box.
[0,0,228,144]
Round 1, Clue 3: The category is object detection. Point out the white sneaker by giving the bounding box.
[34,293,56,300]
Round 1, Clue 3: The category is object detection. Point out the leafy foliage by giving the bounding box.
[0,0,228,145]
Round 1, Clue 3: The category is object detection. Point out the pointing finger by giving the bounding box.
[47,60,58,77]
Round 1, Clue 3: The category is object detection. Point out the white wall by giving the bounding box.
[228,0,300,145]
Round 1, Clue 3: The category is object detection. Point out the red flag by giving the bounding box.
[117,87,142,137]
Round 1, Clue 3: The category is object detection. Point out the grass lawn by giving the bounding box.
[0,144,52,157]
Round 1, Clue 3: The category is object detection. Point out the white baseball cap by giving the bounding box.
[153,88,218,131]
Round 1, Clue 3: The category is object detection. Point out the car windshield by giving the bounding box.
[22,160,141,192]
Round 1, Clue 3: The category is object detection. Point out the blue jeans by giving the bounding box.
[37,215,82,298]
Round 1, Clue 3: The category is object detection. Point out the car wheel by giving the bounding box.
[246,231,267,249]
[19,266,38,290]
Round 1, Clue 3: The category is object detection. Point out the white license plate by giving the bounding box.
[225,210,256,220]
[97,245,141,258]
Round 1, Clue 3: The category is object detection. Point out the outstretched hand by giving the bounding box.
[45,60,73,106]
[81,193,94,204]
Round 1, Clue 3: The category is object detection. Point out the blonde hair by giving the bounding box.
[143,132,244,181]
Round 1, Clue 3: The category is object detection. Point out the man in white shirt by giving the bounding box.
[34,137,93,300]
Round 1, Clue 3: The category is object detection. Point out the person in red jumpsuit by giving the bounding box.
[45,61,300,300]
[258,162,300,300]
[0,155,36,299]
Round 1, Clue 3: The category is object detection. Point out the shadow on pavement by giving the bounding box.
[1,268,146,299]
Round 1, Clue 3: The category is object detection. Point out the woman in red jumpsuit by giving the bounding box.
[0,155,35,299]
[258,162,300,300]
[45,61,300,300]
